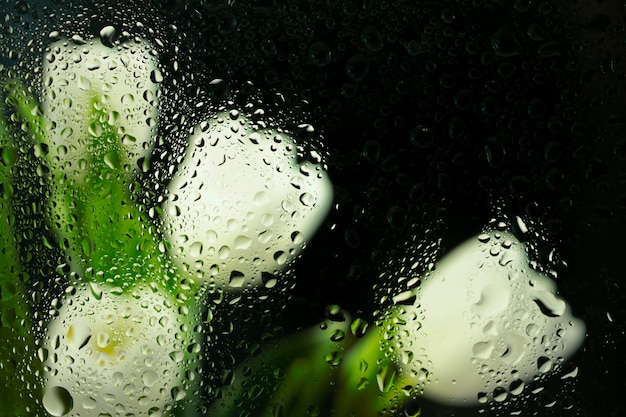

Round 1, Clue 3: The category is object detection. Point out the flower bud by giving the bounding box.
[44,287,187,417]
[390,231,585,406]
[163,111,333,289]
[42,37,160,181]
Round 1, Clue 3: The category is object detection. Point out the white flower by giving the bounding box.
[44,286,186,417]
[390,231,585,406]
[42,34,160,181]
[163,111,333,289]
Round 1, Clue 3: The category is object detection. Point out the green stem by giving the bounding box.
[209,312,417,417]
[4,80,204,414]
[0,89,45,417]
[4,80,186,295]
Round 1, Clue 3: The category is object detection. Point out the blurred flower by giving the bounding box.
[42,35,160,183]
[44,287,185,417]
[388,231,586,406]
[163,111,333,289]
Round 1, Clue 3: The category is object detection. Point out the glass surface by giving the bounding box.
[0,0,624,416]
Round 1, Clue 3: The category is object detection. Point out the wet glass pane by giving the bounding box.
[0,1,624,416]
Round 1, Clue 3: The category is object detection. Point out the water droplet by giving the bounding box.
[387,206,407,229]
[233,235,252,250]
[477,392,488,404]
[1,146,18,166]
[150,69,164,84]
[537,356,552,373]
[485,137,506,168]
[491,26,521,57]
[99,26,116,46]
[229,271,246,288]
[299,192,314,207]
[330,329,345,342]
[350,318,369,338]
[77,75,91,91]
[254,191,271,207]
[325,350,343,366]
[189,241,203,257]
[308,42,331,66]
[409,125,435,148]
[103,151,121,170]
[361,26,383,51]
[376,364,396,393]
[533,291,566,317]
[171,385,187,401]
[262,272,277,288]
[43,386,73,416]
[509,378,524,395]
[472,341,495,359]
[493,386,508,402]
[273,251,288,265]
[66,321,91,350]
[472,282,511,318]
[346,54,370,81]
[142,370,159,387]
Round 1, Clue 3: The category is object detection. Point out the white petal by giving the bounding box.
[44,287,184,417]
[393,231,585,406]
[163,112,333,289]
[42,37,159,180]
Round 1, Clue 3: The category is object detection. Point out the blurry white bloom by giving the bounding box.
[42,35,160,181]
[44,287,185,417]
[163,111,333,289]
[391,231,585,406]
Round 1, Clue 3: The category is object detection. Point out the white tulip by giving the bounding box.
[163,111,333,289]
[390,231,585,406]
[42,34,160,181]
[44,286,187,417]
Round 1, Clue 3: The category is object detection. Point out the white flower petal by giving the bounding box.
[163,112,333,289]
[393,231,585,406]
[44,287,184,417]
[42,37,160,180]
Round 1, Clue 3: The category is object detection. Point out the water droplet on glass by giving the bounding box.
[150,69,164,84]
[43,386,73,416]
[346,54,370,81]
[229,271,246,288]
[493,386,508,402]
[361,26,383,51]
[308,42,331,66]
[491,26,521,57]
[350,318,369,338]
[99,25,116,46]
[409,125,435,149]
[537,356,553,373]
[66,321,91,350]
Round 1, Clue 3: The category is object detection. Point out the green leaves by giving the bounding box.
[0,83,45,417]
[5,81,179,294]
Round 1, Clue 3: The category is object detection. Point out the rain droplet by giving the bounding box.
[234,235,252,250]
[229,271,246,288]
[493,386,508,402]
[409,125,435,149]
[350,318,369,338]
[309,42,331,66]
[150,69,164,84]
[43,386,73,416]
[99,26,116,46]
[491,26,521,57]
[77,76,91,91]
[346,54,370,81]
[537,356,553,373]
[66,321,91,350]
